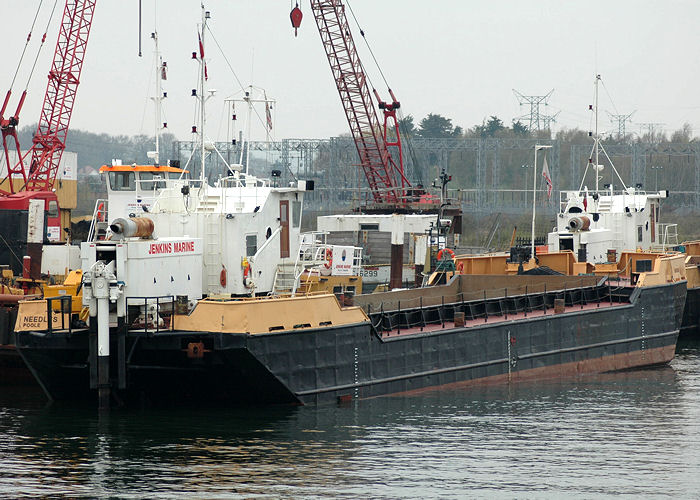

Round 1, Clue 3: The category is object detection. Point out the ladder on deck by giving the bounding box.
[663,223,679,251]
[272,263,297,295]
[87,199,109,241]
[197,193,220,213]
[203,214,221,293]
[597,198,612,211]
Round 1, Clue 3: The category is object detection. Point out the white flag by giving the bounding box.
[542,155,552,199]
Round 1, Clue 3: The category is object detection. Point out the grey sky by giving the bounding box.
[3,1,699,143]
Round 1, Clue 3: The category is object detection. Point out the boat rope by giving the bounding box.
[22,0,60,93]
[0,231,23,267]
[599,77,619,115]
[204,25,270,135]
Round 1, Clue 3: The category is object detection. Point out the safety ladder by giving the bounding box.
[203,214,221,293]
[272,263,297,295]
[197,193,220,213]
[87,199,109,241]
[662,223,679,251]
[611,215,625,253]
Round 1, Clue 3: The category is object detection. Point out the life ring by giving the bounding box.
[437,248,455,261]
[456,261,464,273]
[220,266,227,287]
[324,248,333,269]
[97,202,104,222]
[242,260,252,288]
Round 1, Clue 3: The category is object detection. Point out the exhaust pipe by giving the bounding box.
[567,216,591,232]
[109,217,154,238]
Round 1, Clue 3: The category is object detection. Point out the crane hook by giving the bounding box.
[290,3,303,37]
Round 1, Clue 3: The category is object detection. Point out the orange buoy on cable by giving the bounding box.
[436,248,455,261]
[324,248,333,269]
[220,265,227,287]
[290,3,303,36]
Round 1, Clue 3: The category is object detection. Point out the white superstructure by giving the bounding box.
[547,75,676,264]
[548,187,671,263]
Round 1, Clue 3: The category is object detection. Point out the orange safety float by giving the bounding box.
[97,202,105,222]
[220,265,227,287]
[436,248,455,261]
[242,258,252,288]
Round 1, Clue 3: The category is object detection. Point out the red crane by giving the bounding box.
[0,0,96,242]
[307,0,411,207]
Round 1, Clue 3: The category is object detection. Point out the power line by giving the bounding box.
[512,89,557,132]
[638,122,665,140]
[607,111,635,139]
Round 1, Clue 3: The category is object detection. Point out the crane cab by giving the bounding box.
[0,190,62,276]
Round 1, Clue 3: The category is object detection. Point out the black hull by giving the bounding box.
[680,286,700,340]
[16,282,685,406]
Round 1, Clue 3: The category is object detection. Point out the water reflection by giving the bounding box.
[0,357,698,498]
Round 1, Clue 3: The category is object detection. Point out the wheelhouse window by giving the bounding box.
[138,172,167,190]
[47,200,59,218]
[108,171,135,191]
[246,234,257,257]
[292,201,302,228]
[637,225,643,242]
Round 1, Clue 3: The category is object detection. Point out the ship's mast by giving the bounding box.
[199,5,208,182]
[150,31,164,165]
[594,74,600,192]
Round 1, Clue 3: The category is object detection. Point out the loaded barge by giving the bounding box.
[15,252,686,406]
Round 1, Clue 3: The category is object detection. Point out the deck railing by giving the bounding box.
[366,279,631,337]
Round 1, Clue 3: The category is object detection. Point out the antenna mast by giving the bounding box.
[199,5,208,181]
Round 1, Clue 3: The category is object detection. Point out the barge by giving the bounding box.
[14,255,686,406]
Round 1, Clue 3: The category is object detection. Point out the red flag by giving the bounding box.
[265,102,273,130]
[197,33,208,81]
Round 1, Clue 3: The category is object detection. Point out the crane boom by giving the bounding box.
[310,0,409,206]
[1,0,96,194]
[24,0,96,192]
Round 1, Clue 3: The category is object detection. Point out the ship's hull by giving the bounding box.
[16,281,685,405]
[680,286,700,340]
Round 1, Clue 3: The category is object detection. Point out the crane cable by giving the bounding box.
[21,0,60,93]
[344,0,390,91]
[345,0,419,183]
[9,0,45,91]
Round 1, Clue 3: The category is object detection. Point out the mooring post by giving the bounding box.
[543,283,547,315]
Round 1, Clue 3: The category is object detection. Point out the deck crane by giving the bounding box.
[1,2,96,218]
[0,0,96,273]
[299,0,415,210]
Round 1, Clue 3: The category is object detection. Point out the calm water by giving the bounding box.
[1,345,700,498]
